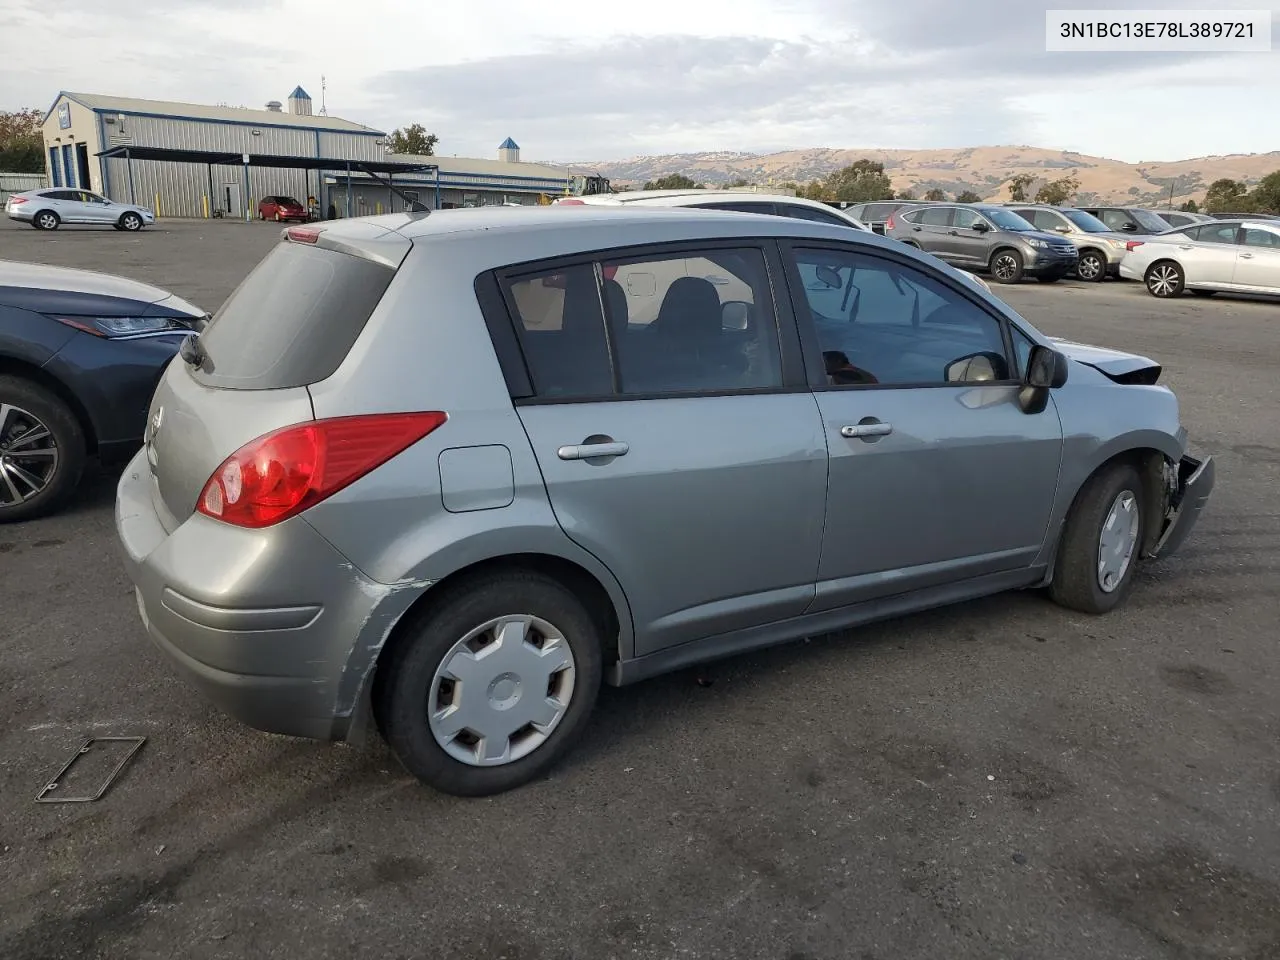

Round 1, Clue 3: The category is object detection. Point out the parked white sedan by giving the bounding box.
[1120,219,1280,298]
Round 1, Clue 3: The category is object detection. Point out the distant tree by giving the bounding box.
[643,173,699,190]
[1203,178,1247,212]
[724,177,752,189]
[1007,173,1037,202]
[1178,199,1199,212]
[823,159,894,203]
[388,123,438,156]
[956,190,982,204]
[1246,170,1280,213]
[923,188,946,201]
[798,180,830,201]
[1035,174,1080,205]
[0,107,44,174]
[896,188,916,200]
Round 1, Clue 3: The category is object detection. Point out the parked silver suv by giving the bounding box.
[5,188,155,231]
[116,207,1214,796]
[1006,205,1136,282]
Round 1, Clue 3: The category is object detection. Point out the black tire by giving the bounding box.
[374,569,604,796]
[990,247,1024,284]
[1075,249,1107,283]
[1191,290,1216,298]
[119,212,143,231]
[32,210,60,231]
[0,376,87,523]
[1144,260,1184,298]
[1048,462,1145,615]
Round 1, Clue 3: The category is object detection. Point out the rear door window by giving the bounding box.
[194,241,396,390]
[915,207,953,227]
[1189,223,1240,244]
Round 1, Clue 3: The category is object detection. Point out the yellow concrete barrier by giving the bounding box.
[202,195,209,219]
[154,194,162,218]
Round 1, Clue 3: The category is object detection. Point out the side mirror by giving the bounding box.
[1121,221,1138,232]
[945,351,1008,383]
[1054,224,1071,233]
[721,300,750,331]
[970,221,990,233]
[1018,345,1069,414]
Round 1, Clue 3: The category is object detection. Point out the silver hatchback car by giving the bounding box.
[6,188,155,231]
[116,207,1214,796]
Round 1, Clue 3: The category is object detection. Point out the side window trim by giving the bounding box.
[478,237,810,405]
[777,238,1019,391]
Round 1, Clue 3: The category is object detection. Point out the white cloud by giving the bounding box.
[2,0,1277,163]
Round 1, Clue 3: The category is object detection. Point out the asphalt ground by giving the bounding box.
[1,217,1278,960]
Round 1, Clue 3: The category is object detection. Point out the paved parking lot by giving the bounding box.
[2,217,1278,960]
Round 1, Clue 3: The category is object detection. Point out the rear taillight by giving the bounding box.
[197,412,447,528]
[9,196,27,205]
[1125,240,1144,252]
[556,198,586,205]
[884,214,895,231]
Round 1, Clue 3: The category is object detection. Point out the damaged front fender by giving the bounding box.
[1145,454,1216,561]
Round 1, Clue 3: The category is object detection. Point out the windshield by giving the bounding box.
[1130,209,1171,233]
[1061,209,1110,232]
[983,207,1037,231]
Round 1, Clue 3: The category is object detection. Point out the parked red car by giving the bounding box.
[257,196,309,222]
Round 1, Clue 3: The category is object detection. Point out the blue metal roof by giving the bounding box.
[499,137,519,150]
[289,86,312,100]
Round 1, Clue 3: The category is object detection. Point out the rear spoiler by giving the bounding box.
[280,223,412,270]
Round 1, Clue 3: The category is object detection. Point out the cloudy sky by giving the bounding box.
[3,0,1277,163]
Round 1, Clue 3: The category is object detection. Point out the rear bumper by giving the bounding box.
[7,209,33,222]
[114,447,425,741]
[1151,454,1215,560]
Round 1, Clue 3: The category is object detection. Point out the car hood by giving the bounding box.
[1048,337,1162,384]
[1019,230,1072,245]
[0,259,206,319]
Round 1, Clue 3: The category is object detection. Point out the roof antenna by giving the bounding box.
[320,75,328,116]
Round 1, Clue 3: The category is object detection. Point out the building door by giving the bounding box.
[61,144,76,188]
[49,148,62,187]
[76,144,91,191]
[223,183,241,217]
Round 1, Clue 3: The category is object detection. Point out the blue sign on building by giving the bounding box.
[57,102,71,130]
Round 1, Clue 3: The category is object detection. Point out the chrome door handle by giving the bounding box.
[841,423,892,439]
[1178,244,1193,250]
[1240,252,1254,259]
[557,441,629,460]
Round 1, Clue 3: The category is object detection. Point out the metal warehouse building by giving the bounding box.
[43,87,387,219]
[42,90,596,219]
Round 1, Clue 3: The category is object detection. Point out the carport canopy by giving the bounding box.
[94,145,438,216]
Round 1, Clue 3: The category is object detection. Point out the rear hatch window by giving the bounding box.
[193,241,395,390]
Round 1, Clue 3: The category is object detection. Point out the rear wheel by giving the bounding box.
[119,212,143,231]
[374,570,604,796]
[0,376,86,523]
[32,210,59,230]
[1076,249,1106,282]
[1145,260,1184,298]
[1049,462,1145,614]
[990,248,1024,284]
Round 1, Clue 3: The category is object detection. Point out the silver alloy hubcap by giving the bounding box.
[38,214,56,228]
[428,614,576,766]
[1097,490,1140,593]
[0,403,58,506]
[1148,265,1180,296]
[994,255,1017,280]
[124,216,139,229]
[1079,255,1102,279]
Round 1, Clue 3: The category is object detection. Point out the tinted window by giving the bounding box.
[601,247,783,394]
[1095,209,1137,232]
[1189,222,1239,244]
[914,207,952,226]
[505,263,612,399]
[860,203,902,221]
[952,208,988,230]
[1243,227,1280,248]
[694,201,776,215]
[791,247,1011,387]
[782,203,854,226]
[1020,209,1065,231]
[195,242,396,390]
[1130,209,1172,233]
[1060,208,1110,232]
[1158,213,1190,228]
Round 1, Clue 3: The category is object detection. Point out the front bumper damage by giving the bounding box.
[1146,454,1216,560]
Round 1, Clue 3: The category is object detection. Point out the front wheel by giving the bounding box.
[374,570,604,796]
[119,212,143,231]
[1076,250,1106,282]
[1049,462,1145,614]
[1145,261,1184,298]
[990,248,1024,284]
[0,376,87,523]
